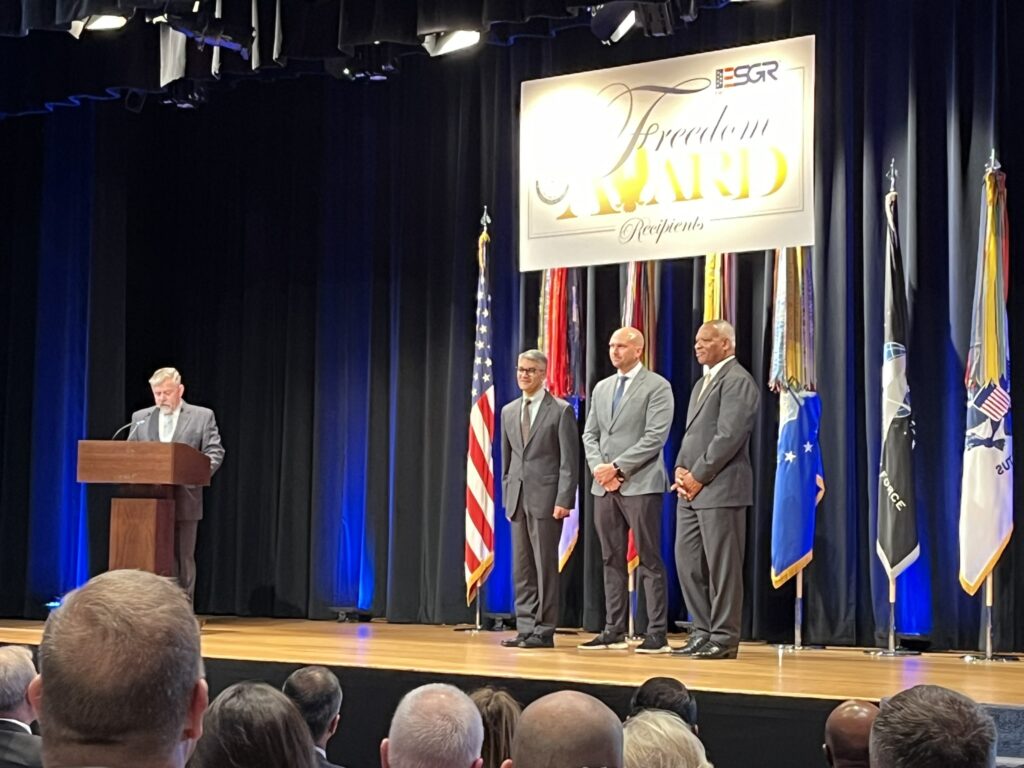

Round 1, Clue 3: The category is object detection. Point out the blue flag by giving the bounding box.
[771,389,825,588]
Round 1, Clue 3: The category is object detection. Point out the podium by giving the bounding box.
[77,441,211,575]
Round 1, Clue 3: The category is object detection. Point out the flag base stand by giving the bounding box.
[775,571,823,652]
[453,596,484,633]
[864,583,920,656]
[961,574,1019,663]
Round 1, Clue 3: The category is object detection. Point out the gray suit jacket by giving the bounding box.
[0,720,41,768]
[501,391,578,519]
[674,358,759,508]
[128,401,225,520]
[583,366,674,496]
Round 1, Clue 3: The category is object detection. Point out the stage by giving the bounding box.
[3,618,1024,767]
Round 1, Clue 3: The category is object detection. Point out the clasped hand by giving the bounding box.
[670,467,703,501]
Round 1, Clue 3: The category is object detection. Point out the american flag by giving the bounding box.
[465,230,496,605]
[974,382,1011,421]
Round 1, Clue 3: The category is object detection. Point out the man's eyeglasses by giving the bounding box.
[516,367,545,376]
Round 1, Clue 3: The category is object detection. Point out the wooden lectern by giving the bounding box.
[77,441,211,575]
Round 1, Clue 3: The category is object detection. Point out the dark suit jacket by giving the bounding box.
[501,391,578,519]
[675,358,759,508]
[128,400,225,520]
[0,720,42,768]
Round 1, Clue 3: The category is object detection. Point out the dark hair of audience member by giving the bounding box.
[629,677,698,731]
[282,665,342,743]
[470,686,522,768]
[187,681,315,768]
[869,685,996,768]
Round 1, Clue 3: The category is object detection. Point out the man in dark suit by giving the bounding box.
[0,646,41,768]
[283,666,345,768]
[500,350,579,649]
[672,320,759,659]
[128,367,225,602]
[581,327,674,654]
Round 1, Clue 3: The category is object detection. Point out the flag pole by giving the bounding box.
[778,568,823,652]
[627,573,637,640]
[454,586,485,633]
[962,572,1018,663]
[865,574,919,656]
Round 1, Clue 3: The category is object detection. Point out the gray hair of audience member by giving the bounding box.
[623,709,713,768]
[382,683,484,768]
[500,690,623,768]
[470,686,522,768]
[0,645,36,714]
[29,570,206,757]
[869,685,997,768]
[824,699,878,768]
[149,367,182,386]
[187,681,315,768]
[518,349,548,368]
[282,665,343,745]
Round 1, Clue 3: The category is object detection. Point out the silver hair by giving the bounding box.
[518,349,548,369]
[387,684,483,768]
[0,646,36,713]
[624,709,713,768]
[148,367,182,386]
[707,320,736,347]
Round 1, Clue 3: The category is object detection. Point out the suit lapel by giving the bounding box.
[171,402,192,442]
[146,408,161,441]
[523,391,552,449]
[685,360,734,429]
[507,402,525,451]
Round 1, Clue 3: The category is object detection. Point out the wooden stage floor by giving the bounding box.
[2,617,1022,707]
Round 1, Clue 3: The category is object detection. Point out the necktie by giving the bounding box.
[611,375,627,416]
[698,373,712,401]
[521,399,532,443]
[160,413,174,442]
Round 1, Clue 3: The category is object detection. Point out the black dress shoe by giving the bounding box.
[690,641,738,659]
[500,634,530,648]
[671,635,709,656]
[520,634,555,649]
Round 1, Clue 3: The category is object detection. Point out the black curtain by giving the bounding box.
[0,0,1021,650]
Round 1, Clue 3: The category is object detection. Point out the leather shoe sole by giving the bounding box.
[671,635,709,656]
[501,635,530,648]
[519,635,555,649]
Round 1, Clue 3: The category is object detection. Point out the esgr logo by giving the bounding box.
[715,61,780,89]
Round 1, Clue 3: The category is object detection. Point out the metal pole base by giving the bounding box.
[452,624,483,633]
[626,634,644,644]
[962,653,1020,664]
[775,643,825,653]
[864,647,920,657]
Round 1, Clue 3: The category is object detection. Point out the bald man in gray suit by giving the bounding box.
[672,320,759,659]
[500,350,578,649]
[580,327,674,655]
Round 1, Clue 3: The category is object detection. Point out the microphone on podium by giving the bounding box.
[111,408,156,440]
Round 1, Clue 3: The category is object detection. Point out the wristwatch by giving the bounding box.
[613,463,625,481]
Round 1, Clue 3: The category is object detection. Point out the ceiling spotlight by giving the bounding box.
[68,12,133,38]
[421,30,482,57]
[590,3,638,45]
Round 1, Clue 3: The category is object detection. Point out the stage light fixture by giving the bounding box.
[421,29,482,57]
[68,12,133,38]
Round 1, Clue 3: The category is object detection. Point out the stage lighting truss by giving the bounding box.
[147,1,254,61]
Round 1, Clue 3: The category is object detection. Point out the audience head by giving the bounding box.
[869,685,996,768]
[187,681,314,768]
[0,645,37,725]
[623,709,712,768]
[824,699,878,767]
[501,690,623,768]
[282,665,343,749]
[629,677,698,732]
[28,569,207,768]
[470,687,522,768]
[382,683,484,768]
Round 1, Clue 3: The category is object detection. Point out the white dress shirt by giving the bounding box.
[159,403,183,442]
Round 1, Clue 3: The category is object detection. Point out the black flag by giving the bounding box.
[876,190,920,578]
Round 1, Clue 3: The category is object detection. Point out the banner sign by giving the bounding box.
[519,35,815,271]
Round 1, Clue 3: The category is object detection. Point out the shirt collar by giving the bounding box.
[522,389,544,403]
[314,746,326,758]
[706,355,735,380]
[0,718,32,734]
[618,361,643,380]
[163,401,184,418]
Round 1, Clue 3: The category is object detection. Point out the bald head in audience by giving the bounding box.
[823,700,878,768]
[27,570,208,768]
[381,683,484,768]
[869,685,996,768]
[500,691,623,768]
